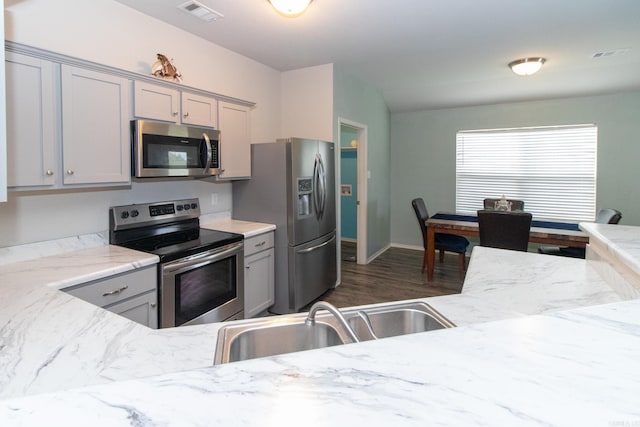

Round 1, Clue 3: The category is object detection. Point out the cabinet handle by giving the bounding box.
[66,170,74,175]
[151,303,157,308]
[46,170,54,176]
[172,111,179,116]
[102,285,128,296]
[183,112,190,118]
[255,241,266,247]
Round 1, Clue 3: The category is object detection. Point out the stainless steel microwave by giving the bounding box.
[131,120,221,178]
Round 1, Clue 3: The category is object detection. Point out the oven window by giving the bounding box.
[174,257,236,326]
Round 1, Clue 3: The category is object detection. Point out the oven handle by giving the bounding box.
[162,242,243,274]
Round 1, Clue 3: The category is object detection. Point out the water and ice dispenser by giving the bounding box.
[297,178,313,217]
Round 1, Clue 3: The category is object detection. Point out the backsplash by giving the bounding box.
[0,180,233,249]
[0,232,108,266]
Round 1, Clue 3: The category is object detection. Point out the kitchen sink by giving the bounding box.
[221,320,346,364]
[214,301,455,364]
[346,302,455,341]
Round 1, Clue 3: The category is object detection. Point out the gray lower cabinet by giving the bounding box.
[104,291,158,329]
[244,232,275,318]
[63,266,158,328]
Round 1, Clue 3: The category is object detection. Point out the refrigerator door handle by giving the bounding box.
[313,154,324,221]
[296,234,336,254]
[317,153,326,219]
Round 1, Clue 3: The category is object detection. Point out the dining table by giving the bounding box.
[425,212,589,281]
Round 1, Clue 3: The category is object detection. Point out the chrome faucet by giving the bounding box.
[306,301,360,343]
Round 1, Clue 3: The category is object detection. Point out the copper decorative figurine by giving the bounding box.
[151,53,183,83]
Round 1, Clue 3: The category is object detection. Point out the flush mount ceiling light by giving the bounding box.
[509,57,546,76]
[268,0,313,17]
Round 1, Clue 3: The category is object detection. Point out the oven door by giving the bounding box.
[160,241,244,328]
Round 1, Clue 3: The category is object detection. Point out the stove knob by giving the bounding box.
[190,203,198,209]
[130,209,139,218]
[184,204,190,210]
[176,205,183,211]
[120,211,130,219]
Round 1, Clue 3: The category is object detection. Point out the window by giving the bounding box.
[455,124,597,221]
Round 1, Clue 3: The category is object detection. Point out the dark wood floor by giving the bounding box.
[307,241,464,309]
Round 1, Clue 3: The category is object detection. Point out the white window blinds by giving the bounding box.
[455,124,597,221]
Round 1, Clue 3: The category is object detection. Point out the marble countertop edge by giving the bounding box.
[200,216,276,237]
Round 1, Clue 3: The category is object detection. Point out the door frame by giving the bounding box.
[338,117,368,265]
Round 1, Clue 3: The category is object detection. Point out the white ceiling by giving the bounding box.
[113,0,640,113]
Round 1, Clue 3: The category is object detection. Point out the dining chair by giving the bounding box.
[538,208,622,258]
[483,198,525,211]
[477,210,533,252]
[411,198,469,280]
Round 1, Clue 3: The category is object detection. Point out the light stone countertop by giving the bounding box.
[0,223,638,425]
[581,222,640,276]
[200,215,276,237]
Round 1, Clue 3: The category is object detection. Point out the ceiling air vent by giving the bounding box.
[177,0,224,22]
[592,48,631,59]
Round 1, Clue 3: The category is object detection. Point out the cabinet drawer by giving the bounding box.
[64,266,157,308]
[244,232,274,256]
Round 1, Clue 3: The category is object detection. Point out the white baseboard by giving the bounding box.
[367,243,391,263]
[390,242,423,252]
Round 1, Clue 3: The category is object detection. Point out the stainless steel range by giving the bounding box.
[109,198,244,328]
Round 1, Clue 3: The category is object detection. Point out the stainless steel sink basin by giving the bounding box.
[214,301,455,364]
[214,318,348,364]
[346,302,455,341]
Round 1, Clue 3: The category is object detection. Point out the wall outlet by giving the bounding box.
[211,193,219,205]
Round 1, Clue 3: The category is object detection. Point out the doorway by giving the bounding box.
[338,118,368,265]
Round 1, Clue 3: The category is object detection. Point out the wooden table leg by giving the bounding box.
[427,226,435,281]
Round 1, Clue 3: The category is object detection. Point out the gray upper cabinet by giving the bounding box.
[5,51,131,189]
[181,91,218,128]
[133,81,179,123]
[133,81,218,128]
[5,52,57,188]
[218,101,251,179]
[4,41,255,193]
[61,65,131,185]
[0,3,6,202]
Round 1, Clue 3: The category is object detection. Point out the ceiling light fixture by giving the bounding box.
[268,0,313,17]
[508,57,546,76]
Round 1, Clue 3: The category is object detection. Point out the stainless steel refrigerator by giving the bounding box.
[232,138,337,314]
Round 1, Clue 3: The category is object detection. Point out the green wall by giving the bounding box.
[390,91,640,248]
[333,65,391,258]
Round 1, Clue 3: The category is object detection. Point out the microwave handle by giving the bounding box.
[202,132,212,171]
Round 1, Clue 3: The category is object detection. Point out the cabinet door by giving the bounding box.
[244,247,275,318]
[105,291,158,329]
[218,101,251,179]
[133,81,179,123]
[0,1,5,202]
[61,65,131,185]
[5,53,57,188]
[181,92,217,128]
